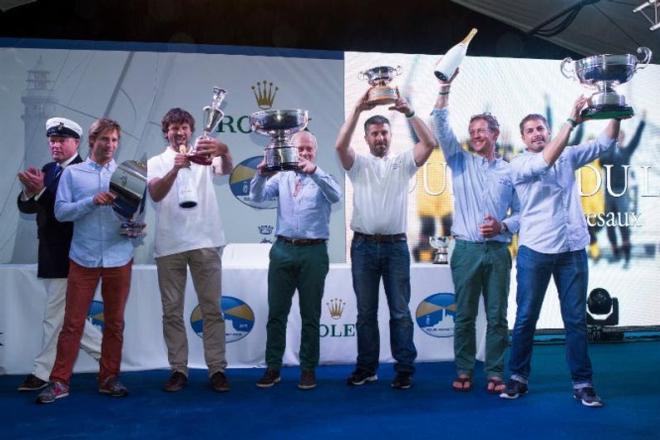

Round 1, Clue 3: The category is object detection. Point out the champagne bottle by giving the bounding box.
[434,28,478,81]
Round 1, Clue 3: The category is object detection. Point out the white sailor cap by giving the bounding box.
[46,117,83,139]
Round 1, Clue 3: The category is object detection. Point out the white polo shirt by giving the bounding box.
[147,147,226,258]
[347,149,418,235]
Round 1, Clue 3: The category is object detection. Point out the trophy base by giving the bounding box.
[581,105,634,121]
[367,86,398,106]
[186,152,213,166]
[264,163,300,173]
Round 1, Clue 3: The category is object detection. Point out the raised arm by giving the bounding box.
[335,89,375,171]
[542,95,590,167]
[389,95,437,166]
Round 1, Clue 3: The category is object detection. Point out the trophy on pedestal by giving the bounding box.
[178,86,227,208]
[358,65,402,105]
[250,109,309,172]
[110,160,147,237]
[560,47,652,120]
[429,236,449,264]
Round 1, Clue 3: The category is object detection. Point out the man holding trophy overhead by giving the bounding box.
[336,71,437,390]
[432,70,519,395]
[500,98,621,408]
[147,100,233,393]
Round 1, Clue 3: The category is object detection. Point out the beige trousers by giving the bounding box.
[156,247,226,376]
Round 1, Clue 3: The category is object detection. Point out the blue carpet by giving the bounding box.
[2,341,659,439]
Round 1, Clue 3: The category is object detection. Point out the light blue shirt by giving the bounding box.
[55,158,135,268]
[249,167,342,239]
[510,133,615,254]
[432,108,519,243]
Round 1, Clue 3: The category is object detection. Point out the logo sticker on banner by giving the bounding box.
[416,293,456,338]
[87,300,105,331]
[190,296,255,343]
[251,80,278,109]
[321,297,355,338]
[229,156,278,209]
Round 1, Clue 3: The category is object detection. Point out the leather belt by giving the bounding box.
[353,232,407,243]
[277,236,327,246]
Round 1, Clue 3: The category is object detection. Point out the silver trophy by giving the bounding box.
[358,65,402,106]
[110,160,147,237]
[178,87,228,208]
[250,109,308,172]
[560,47,652,120]
[429,236,449,264]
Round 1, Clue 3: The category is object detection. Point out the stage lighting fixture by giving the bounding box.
[633,0,660,32]
[587,288,623,341]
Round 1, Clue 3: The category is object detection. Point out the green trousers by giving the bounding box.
[450,240,511,379]
[265,239,329,371]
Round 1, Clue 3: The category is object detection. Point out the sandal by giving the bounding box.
[452,376,472,392]
[486,377,505,394]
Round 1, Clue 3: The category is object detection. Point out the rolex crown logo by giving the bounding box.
[252,80,278,110]
[326,298,346,320]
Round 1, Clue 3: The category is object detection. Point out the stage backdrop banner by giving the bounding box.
[0,261,486,374]
[0,42,346,264]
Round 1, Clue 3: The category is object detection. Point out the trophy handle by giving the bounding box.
[358,71,366,80]
[560,58,575,80]
[394,65,402,76]
[635,47,652,71]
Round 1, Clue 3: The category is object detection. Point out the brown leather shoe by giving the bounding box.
[163,371,188,392]
[256,368,281,388]
[210,371,230,392]
[18,374,48,392]
[298,370,316,390]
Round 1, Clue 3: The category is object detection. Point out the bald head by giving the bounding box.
[292,131,318,163]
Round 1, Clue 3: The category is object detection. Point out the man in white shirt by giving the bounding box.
[335,90,437,389]
[147,108,233,393]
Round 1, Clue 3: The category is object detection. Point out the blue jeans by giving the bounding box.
[351,236,417,374]
[509,246,593,387]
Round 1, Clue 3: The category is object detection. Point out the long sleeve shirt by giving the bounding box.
[55,158,135,268]
[249,167,342,239]
[510,133,616,254]
[431,108,519,243]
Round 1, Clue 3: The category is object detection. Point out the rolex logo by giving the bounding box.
[251,80,278,109]
[326,298,346,320]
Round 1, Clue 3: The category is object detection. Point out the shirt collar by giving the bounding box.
[59,154,78,168]
[85,157,115,171]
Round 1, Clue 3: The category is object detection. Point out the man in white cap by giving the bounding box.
[17,117,102,392]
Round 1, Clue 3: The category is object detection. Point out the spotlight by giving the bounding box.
[587,288,623,341]
[633,0,660,32]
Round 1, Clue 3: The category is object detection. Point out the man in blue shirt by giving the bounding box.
[37,118,139,404]
[432,72,519,394]
[500,96,620,407]
[250,131,341,390]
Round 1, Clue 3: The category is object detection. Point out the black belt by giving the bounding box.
[353,232,407,243]
[277,236,327,246]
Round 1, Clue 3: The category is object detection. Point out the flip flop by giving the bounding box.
[486,377,505,394]
[452,376,472,392]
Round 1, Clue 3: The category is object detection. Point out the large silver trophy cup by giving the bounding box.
[358,65,402,106]
[250,109,309,172]
[110,160,147,237]
[178,86,227,208]
[561,47,652,120]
